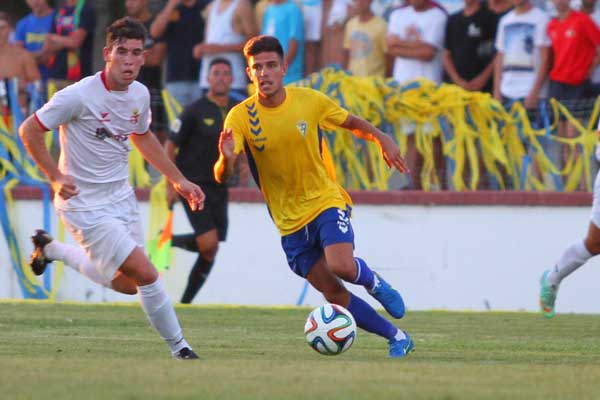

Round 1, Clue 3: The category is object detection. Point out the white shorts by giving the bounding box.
[592,170,600,228]
[58,193,144,285]
[302,3,322,41]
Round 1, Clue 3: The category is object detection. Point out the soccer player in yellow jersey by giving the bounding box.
[214,35,414,357]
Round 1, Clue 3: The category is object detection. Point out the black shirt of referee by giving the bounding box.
[169,96,237,185]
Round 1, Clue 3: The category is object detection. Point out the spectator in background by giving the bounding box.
[386,0,447,190]
[547,0,600,107]
[493,0,550,111]
[43,0,96,90]
[0,12,41,118]
[320,0,350,67]
[343,0,389,77]
[487,0,512,18]
[299,0,323,74]
[196,0,257,101]
[580,0,600,97]
[151,0,208,107]
[125,0,168,143]
[548,0,600,187]
[262,0,305,84]
[14,0,55,96]
[386,0,447,85]
[254,0,269,28]
[443,0,498,93]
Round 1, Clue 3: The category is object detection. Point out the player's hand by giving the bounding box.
[379,134,409,173]
[174,180,205,211]
[524,92,539,110]
[166,182,179,207]
[51,174,79,200]
[219,128,235,159]
[192,43,204,60]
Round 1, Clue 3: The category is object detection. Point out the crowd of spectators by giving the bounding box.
[3,0,600,190]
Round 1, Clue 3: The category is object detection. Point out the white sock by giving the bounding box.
[138,278,190,354]
[549,240,592,286]
[394,329,407,341]
[44,240,112,289]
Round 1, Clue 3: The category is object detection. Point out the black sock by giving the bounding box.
[171,233,198,252]
[180,256,214,304]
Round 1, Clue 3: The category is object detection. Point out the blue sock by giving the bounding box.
[353,257,375,291]
[346,293,398,340]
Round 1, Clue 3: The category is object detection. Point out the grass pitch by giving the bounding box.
[1,302,600,399]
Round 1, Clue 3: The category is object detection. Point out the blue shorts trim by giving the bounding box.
[280,207,354,277]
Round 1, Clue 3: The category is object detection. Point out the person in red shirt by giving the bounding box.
[548,1,600,95]
[547,0,600,185]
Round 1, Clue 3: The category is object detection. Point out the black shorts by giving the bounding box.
[180,184,228,241]
[549,80,588,119]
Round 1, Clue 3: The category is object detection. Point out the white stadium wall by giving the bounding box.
[2,190,600,314]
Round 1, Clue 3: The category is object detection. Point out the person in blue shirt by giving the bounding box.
[262,0,304,84]
[14,0,55,94]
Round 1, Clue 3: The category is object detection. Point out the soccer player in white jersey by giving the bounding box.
[18,17,205,359]
[539,123,600,318]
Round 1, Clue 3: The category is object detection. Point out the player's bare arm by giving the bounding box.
[214,127,238,183]
[19,115,80,200]
[340,114,409,173]
[130,131,205,211]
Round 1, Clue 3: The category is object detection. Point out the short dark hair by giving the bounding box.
[243,35,284,60]
[209,57,232,70]
[106,17,147,48]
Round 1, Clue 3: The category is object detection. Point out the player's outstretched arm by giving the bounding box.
[340,114,409,173]
[214,128,238,184]
[19,115,80,199]
[131,131,205,211]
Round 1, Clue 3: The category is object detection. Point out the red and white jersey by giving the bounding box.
[35,70,151,210]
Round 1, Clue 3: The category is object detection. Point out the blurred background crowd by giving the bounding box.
[3,0,600,191]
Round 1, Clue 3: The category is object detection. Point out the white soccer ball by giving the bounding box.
[304,303,357,355]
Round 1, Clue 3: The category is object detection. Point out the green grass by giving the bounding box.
[1,302,600,400]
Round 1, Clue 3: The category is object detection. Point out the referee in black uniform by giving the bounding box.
[165,58,245,303]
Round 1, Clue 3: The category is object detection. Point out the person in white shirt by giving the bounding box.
[18,17,205,360]
[493,0,550,110]
[386,0,447,85]
[386,0,447,189]
[195,0,257,101]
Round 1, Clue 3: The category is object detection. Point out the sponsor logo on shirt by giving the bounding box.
[468,23,482,38]
[95,127,128,142]
[203,118,215,126]
[99,112,110,122]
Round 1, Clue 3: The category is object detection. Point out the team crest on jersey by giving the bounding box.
[130,109,140,124]
[203,118,215,126]
[296,121,307,137]
[170,118,182,134]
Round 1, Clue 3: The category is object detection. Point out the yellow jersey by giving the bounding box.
[225,87,352,235]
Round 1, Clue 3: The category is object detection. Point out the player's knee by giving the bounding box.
[585,237,600,255]
[111,275,138,295]
[200,243,219,262]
